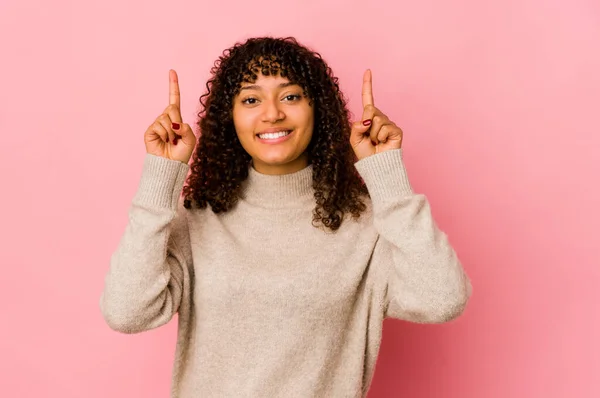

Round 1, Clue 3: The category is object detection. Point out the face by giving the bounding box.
[232,73,314,175]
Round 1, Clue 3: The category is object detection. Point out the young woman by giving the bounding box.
[100,36,472,397]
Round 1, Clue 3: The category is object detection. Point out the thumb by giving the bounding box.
[174,123,196,146]
[350,119,374,145]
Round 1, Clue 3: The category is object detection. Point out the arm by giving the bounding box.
[355,149,472,323]
[99,154,193,333]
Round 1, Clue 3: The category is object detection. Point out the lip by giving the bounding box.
[256,129,294,145]
[256,127,294,135]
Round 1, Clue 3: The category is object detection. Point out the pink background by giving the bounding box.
[1,0,598,396]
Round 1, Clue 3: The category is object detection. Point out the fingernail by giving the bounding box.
[362,119,372,126]
[173,138,178,145]
[172,122,180,130]
[166,137,169,143]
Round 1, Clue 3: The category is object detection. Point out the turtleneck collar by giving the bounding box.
[240,162,315,209]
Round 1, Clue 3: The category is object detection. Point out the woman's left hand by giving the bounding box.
[350,69,403,161]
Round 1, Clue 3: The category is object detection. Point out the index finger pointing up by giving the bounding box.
[362,69,374,108]
[169,69,181,107]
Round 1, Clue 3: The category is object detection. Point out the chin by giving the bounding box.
[256,156,295,166]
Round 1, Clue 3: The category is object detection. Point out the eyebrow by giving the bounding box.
[239,82,298,91]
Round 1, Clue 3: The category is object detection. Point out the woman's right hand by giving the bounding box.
[144,69,196,164]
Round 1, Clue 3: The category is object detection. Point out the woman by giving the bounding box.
[100,36,472,397]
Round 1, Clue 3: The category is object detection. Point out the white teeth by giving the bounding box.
[258,130,291,140]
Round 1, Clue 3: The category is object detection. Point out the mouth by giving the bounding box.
[256,129,293,140]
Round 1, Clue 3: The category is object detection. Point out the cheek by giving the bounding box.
[233,109,255,136]
[292,105,314,129]
[303,109,315,136]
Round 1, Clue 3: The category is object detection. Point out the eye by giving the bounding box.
[241,97,258,105]
[283,94,302,102]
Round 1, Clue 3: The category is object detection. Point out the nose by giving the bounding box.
[261,98,285,123]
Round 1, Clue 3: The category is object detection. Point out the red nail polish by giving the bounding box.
[173,138,178,145]
[172,122,180,130]
[166,137,169,143]
[362,119,372,126]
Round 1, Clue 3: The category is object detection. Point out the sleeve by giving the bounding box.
[354,149,472,323]
[99,153,194,334]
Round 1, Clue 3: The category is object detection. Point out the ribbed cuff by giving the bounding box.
[354,149,413,205]
[132,154,190,209]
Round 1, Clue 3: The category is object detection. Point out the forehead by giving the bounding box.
[243,54,284,79]
[237,55,304,94]
[240,73,295,89]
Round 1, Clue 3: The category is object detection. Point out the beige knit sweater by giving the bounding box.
[99,148,471,397]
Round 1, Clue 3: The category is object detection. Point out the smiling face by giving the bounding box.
[232,73,314,175]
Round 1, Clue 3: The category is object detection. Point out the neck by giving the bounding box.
[240,162,314,209]
[250,154,310,175]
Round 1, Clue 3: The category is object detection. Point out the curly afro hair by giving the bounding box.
[182,36,370,232]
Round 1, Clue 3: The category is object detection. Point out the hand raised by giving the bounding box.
[350,69,403,161]
[144,69,197,164]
